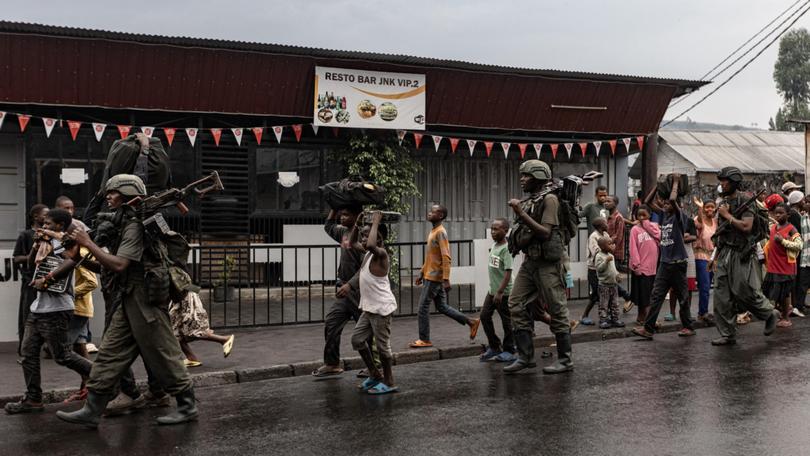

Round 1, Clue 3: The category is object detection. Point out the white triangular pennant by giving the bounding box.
[466,139,477,157]
[397,130,406,145]
[432,135,443,152]
[311,124,319,135]
[533,143,542,159]
[0,111,5,131]
[273,126,284,143]
[622,137,632,151]
[141,126,154,138]
[92,123,106,142]
[231,128,243,146]
[564,143,573,159]
[593,141,602,157]
[501,142,511,158]
[43,117,56,138]
[185,128,198,147]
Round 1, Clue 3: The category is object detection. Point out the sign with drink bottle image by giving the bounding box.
[314,66,426,130]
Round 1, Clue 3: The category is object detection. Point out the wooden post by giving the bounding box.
[641,132,658,197]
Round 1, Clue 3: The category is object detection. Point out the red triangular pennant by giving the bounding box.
[593,141,602,157]
[484,141,494,157]
[67,121,81,141]
[18,114,30,132]
[186,128,198,147]
[466,139,477,157]
[449,138,460,153]
[622,137,632,152]
[578,142,588,157]
[564,143,573,159]
[518,143,528,159]
[637,135,645,151]
[231,128,243,146]
[141,126,154,138]
[210,128,222,146]
[292,124,303,142]
[332,127,340,137]
[413,133,424,148]
[252,127,263,145]
[609,139,617,155]
[0,111,5,130]
[92,123,106,142]
[533,143,543,159]
[163,128,176,146]
[501,143,511,159]
[550,144,558,159]
[117,125,131,139]
[43,117,56,138]
[273,126,284,143]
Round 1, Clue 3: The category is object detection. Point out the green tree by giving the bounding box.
[773,28,810,130]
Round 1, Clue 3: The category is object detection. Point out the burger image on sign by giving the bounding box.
[357,100,377,119]
[379,102,398,122]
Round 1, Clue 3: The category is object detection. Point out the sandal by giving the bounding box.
[409,339,433,348]
[358,377,381,392]
[311,365,344,378]
[223,335,235,358]
[623,301,635,313]
[469,319,481,340]
[184,359,202,368]
[367,383,399,395]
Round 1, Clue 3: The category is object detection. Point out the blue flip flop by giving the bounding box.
[368,383,399,395]
[358,377,381,392]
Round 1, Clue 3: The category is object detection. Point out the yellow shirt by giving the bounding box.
[421,225,451,282]
[73,247,98,318]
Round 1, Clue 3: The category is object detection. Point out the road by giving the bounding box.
[2,320,810,456]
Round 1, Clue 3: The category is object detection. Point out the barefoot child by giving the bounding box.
[351,211,398,394]
[479,218,515,362]
[629,205,660,326]
[595,237,625,329]
[580,217,609,325]
[763,203,802,328]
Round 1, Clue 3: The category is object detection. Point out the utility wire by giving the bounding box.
[662,1,810,127]
[669,0,809,108]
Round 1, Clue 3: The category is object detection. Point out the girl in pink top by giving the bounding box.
[629,205,661,326]
[693,197,717,322]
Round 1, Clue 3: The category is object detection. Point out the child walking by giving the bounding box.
[693,198,717,324]
[479,218,515,362]
[351,211,398,394]
[595,237,625,329]
[629,205,660,327]
[763,203,802,328]
[580,217,609,325]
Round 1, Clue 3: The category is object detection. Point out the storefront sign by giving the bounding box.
[314,66,426,130]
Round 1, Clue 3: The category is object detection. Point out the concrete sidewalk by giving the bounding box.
[0,296,717,405]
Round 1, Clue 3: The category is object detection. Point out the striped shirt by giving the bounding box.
[800,214,810,268]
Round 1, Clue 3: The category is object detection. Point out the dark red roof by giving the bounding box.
[0,21,707,135]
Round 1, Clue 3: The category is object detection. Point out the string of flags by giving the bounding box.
[0,110,647,159]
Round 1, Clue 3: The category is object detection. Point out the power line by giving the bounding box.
[669,0,809,109]
[662,1,810,128]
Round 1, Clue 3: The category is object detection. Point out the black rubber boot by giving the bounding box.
[56,391,110,428]
[503,330,536,373]
[156,388,199,425]
[543,332,574,375]
[763,309,780,336]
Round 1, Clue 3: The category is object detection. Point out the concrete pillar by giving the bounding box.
[804,128,810,191]
[614,153,629,214]
[641,132,658,197]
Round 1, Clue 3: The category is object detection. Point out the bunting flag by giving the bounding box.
[292,124,303,142]
[578,142,588,157]
[396,130,406,145]
[518,143,528,159]
[311,124,319,135]
[501,142,511,159]
[117,125,131,139]
[231,128,243,146]
[564,143,573,159]
[0,112,5,131]
[550,144,558,159]
[432,135,443,152]
[608,139,617,155]
[92,123,106,142]
[67,121,81,141]
[186,128,198,147]
[593,141,602,157]
[449,137,460,153]
[332,127,340,137]
[533,143,543,159]
[484,141,494,157]
[622,137,632,152]
[273,126,284,143]
[252,127,263,145]
[43,117,56,138]
[141,126,154,138]
[18,114,30,132]
[413,133,424,148]
[636,135,645,151]
[210,128,222,146]
[466,139,477,157]
[163,127,176,146]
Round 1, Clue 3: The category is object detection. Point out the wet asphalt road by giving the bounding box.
[3,320,810,456]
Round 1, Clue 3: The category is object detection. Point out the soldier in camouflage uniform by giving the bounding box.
[711,166,780,345]
[504,160,573,374]
[56,175,197,427]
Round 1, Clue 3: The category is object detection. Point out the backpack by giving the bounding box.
[141,213,199,305]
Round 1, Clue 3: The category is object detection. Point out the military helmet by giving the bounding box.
[519,160,552,180]
[105,174,147,197]
[717,167,743,183]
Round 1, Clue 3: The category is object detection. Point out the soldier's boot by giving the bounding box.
[56,391,111,428]
[503,330,536,373]
[156,388,198,425]
[543,332,574,375]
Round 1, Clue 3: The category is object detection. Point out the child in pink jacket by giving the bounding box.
[629,205,661,326]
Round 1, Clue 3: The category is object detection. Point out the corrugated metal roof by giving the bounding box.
[661,130,805,173]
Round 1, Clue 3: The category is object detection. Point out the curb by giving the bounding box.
[0,319,710,407]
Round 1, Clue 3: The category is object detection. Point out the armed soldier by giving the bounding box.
[56,174,198,427]
[504,160,573,374]
[711,167,780,345]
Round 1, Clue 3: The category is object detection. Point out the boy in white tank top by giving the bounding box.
[351,211,399,394]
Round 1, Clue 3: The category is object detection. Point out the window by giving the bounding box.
[255,147,323,212]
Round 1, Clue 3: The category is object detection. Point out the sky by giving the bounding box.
[6,0,809,129]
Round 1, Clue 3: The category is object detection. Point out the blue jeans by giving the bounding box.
[417,280,468,341]
[695,259,713,316]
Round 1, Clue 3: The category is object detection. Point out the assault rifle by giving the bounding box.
[519,171,603,207]
[713,188,768,237]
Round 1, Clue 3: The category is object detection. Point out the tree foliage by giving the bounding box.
[772,28,810,130]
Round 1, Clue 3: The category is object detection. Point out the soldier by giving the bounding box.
[711,167,780,345]
[504,160,573,374]
[56,174,197,427]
